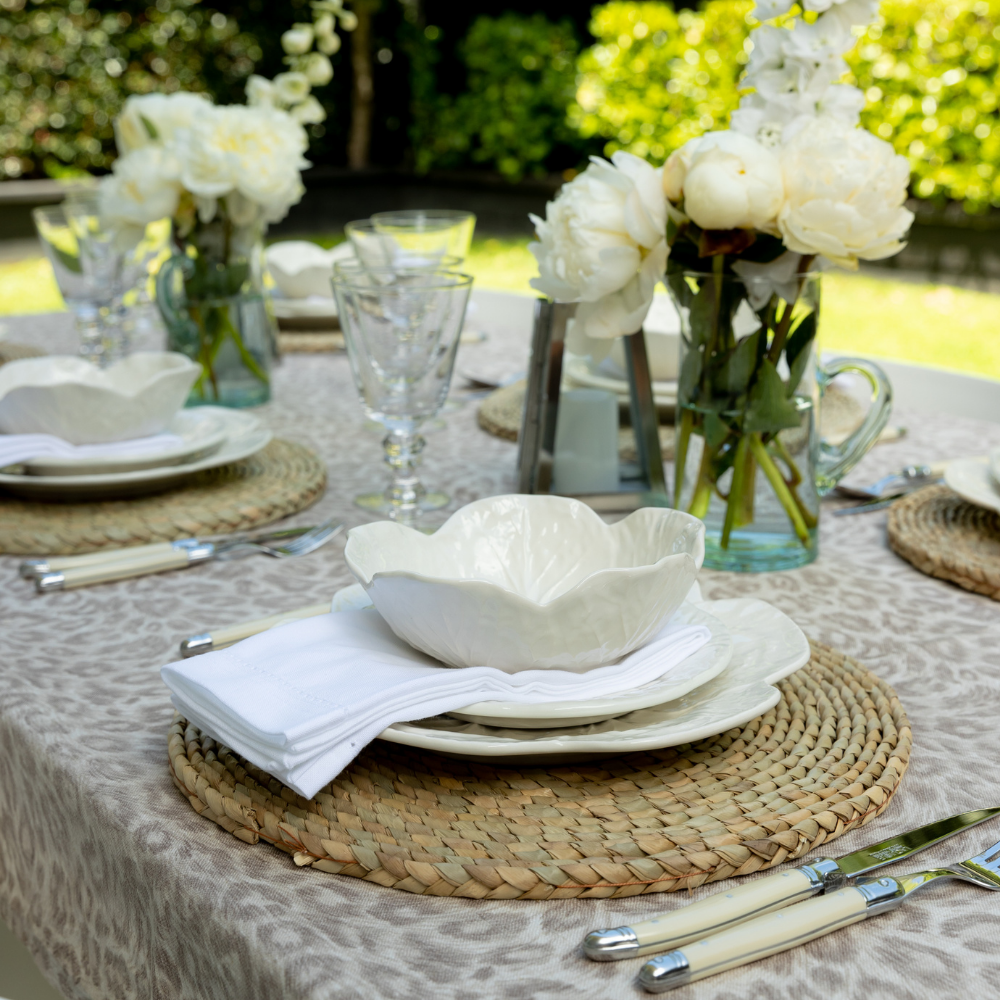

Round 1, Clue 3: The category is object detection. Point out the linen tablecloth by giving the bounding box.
[2,295,1000,1000]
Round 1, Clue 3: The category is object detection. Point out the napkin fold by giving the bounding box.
[162,607,711,799]
[0,431,184,468]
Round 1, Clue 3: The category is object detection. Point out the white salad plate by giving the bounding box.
[944,456,1000,515]
[377,598,810,763]
[272,296,338,321]
[22,408,229,476]
[446,601,732,728]
[0,407,271,500]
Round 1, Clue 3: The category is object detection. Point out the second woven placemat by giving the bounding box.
[888,484,1000,599]
[0,438,327,556]
[169,640,910,899]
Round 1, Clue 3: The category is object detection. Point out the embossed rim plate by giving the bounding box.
[0,407,271,500]
[564,354,678,405]
[944,456,1000,515]
[22,408,229,476]
[446,602,732,728]
[376,598,810,762]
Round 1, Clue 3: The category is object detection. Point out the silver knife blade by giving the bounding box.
[825,807,1000,879]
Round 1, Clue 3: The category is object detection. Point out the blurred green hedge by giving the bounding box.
[0,0,259,179]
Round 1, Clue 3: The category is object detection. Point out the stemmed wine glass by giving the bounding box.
[331,263,473,521]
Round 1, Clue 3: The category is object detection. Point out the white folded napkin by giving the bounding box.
[0,431,184,468]
[162,607,711,799]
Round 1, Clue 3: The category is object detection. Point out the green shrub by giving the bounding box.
[848,0,1000,212]
[570,1,753,164]
[0,0,260,179]
[410,13,588,180]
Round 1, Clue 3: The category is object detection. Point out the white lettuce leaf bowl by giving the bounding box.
[0,352,200,444]
[344,494,705,672]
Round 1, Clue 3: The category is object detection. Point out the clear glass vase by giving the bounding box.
[155,219,274,407]
[668,267,892,572]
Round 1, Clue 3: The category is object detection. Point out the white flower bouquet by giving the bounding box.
[101,87,313,404]
[530,0,909,566]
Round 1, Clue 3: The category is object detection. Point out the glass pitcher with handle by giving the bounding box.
[667,268,891,572]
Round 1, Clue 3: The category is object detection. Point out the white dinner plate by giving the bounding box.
[944,456,1000,515]
[446,602,732,728]
[0,407,271,501]
[22,408,229,476]
[563,354,678,406]
[378,598,810,763]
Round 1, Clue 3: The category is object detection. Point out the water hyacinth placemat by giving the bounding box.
[888,485,1000,600]
[0,439,326,556]
[170,641,910,900]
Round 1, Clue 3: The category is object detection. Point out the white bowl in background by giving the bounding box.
[344,494,705,672]
[266,241,355,300]
[0,352,200,444]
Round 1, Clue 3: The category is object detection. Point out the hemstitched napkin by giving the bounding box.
[161,607,711,799]
[0,432,184,468]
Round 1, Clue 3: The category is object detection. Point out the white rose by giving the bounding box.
[778,119,914,268]
[114,91,211,155]
[301,52,334,86]
[245,74,276,108]
[273,72,311,107]
[99,146,182,228]
[281,24,314,55]
[289,96,326,125]
[680,131,784,231]
[529,151,668,338]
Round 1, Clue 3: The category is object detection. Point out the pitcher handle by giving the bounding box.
[154,253,194,333]
[816,356,893,495]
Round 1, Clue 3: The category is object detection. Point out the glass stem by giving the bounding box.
[382,429,427,514]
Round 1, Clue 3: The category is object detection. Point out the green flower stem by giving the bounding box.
[721,433,751,549]
[687,440,714,520]
[749,433,811,545]
[737,438,757,526]
[766,254,815,365]
[768,434,817,529]
[674,408,694,508]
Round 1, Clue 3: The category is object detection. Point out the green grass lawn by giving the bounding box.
[3,235,998,380]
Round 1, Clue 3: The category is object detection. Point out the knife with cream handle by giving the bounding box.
[583,806,1000,961]
[638,834,1000,991]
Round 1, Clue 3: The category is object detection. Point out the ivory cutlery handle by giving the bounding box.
[638,887,869,991]
[36,546,198,591]
[20,541,188,578]
[180,602,331,657]
[584,868,821,960]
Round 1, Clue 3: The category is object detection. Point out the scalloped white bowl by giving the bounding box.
[0,352,200,444]
[344,495,705,672]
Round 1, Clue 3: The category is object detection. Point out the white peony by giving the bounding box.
[302,52,334,86]
[676,131,784,231]
[180,105,310,224]
[99,145,182,228]
[529,151,668,338]
[113,91,211,155]
[281,24,314,55]
[273,72,311,107]
[777,119,913,268]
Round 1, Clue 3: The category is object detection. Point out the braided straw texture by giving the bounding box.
[888,485,1000,600]
[0,439,326,556]
[168,641,910,900]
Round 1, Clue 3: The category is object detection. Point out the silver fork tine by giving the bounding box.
[272,518,343,557]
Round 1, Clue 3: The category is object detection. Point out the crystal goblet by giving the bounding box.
[370,209,476,263]
[331,264,473,521]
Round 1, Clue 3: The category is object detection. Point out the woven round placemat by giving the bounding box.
[888,484,1000,600]
[0,438,326,556]
[169,640,910,899]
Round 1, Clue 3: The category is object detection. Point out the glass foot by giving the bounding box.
[354,489,450,519]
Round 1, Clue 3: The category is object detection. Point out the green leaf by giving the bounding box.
[713,329,762,395]
[678,341,702,402]
[732,233,787,264]
[140,114,159,140]
[784,312,817,397]
[704,409,731,450]
[744,359,802,434]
